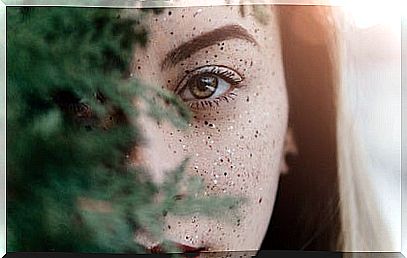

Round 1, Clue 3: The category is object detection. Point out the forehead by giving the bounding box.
[126,5,279,74]
[125,5,276,46]
[128,5,275,24]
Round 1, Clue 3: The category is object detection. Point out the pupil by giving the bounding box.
[190,74,218,99]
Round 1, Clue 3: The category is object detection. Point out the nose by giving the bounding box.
[128,99,186,185]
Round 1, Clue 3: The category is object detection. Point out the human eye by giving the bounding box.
[175,65,244,110]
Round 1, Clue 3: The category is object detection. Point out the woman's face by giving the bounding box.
[129,5,288,253]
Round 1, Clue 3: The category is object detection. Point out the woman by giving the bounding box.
[8,2,396,255]
[129,4,288,253]
[121,3,392,254]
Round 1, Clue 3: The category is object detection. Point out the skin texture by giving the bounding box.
[128,5,288,254]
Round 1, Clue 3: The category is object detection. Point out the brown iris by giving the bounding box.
[189,73,218,99]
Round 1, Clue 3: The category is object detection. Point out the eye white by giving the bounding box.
[179,75,231,101]
[176,65,243,102]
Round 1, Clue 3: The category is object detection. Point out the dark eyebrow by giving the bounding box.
[161,24,258,70]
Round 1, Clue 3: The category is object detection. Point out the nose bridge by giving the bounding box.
[130,104,181,185]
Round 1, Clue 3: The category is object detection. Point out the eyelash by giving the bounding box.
[175,65,244,110]
[187,91,238,110]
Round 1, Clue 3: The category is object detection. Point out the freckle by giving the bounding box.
[173,150,177,154]
[272,71,276,76]
[248,120,252,123]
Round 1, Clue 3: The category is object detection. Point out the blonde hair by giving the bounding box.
[334,7,395,251]
[272,4,394,251]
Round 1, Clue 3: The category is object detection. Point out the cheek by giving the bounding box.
[157,78,287,250]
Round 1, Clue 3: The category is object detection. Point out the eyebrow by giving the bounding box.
[161,24,258,70]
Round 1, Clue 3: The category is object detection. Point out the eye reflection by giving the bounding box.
[189,74,218,99]
[176,65,244,109]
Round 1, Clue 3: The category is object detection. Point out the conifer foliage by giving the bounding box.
[7,7,241,253]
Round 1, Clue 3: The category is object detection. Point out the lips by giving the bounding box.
[148,241,208,255]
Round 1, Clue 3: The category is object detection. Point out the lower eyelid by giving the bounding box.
[186,88,241,111]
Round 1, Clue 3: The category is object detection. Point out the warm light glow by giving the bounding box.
[403,0,407,18]
[343,0,403,28]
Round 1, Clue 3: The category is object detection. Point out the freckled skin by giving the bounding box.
[127,5,288,253]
